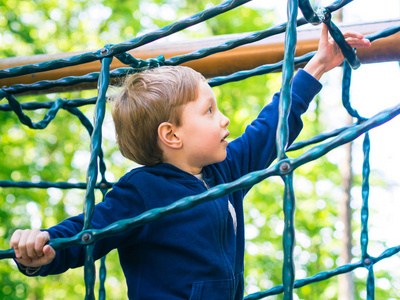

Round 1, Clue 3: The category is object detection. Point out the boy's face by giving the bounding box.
[176,80,230,172]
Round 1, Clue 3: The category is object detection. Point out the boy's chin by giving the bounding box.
[205,151,227,166]
[215,153,227,163]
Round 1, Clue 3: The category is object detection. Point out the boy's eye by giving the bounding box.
[208,107,212,114]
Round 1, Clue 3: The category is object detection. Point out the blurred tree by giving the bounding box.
[0,0,397,299]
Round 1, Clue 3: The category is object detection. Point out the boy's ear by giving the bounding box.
[158,122,182,149]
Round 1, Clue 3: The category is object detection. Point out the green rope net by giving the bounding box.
[1,0,400,299]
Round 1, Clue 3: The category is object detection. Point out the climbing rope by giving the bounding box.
[1,0,400,299]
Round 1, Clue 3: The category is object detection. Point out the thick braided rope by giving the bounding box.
[1,0,400,299]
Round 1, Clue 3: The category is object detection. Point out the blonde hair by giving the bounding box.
[111,66,206,166]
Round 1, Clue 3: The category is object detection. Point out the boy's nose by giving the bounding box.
[221,114,230,127]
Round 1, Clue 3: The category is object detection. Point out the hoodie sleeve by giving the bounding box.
[19,176,146,277]
[224,69,322,181]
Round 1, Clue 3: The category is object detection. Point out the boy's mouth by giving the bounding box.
[221,131,230,142]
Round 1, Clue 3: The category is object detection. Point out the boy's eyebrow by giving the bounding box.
[201,97,214,107]
[208,96,217,105]
[206,97,217,110]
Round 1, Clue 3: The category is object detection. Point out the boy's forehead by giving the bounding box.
[194,81,216,102]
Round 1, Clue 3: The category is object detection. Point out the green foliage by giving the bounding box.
[0,0,398,299]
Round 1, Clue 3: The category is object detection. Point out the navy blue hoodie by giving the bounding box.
[21,70,322,299]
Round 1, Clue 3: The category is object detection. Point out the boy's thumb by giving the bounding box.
[43,245,56,263]
[321,23,328,39]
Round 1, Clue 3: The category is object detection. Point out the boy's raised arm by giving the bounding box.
[304,23,371,80]
[10,229,55,269]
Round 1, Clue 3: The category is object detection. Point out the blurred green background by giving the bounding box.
[0,0,399,299]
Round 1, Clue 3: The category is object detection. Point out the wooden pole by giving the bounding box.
[1,20,399,93]
[336,9,356,300]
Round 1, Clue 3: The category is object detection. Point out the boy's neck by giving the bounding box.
[162,158,203,175]
[158,139,202,175]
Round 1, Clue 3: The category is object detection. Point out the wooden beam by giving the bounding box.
[1,20,399,94]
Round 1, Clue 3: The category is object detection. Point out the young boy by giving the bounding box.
[10,25,370,299]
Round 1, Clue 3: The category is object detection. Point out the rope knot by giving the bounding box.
[99,44,113,57]
[0,88,9,101]
[148,55,166,68]
[316,7,330,23]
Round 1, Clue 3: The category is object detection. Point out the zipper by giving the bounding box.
[195,174,235,277]
[201,178,210,190]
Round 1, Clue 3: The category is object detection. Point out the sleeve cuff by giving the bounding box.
[17,262,42,276]
[293,69,323,104]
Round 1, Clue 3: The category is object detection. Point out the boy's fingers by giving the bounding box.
[345,37,371,48]
[10,229,22,246]
[15,256,33,266]
[11,229,47,259]
[16,230,31,259]
[10,229,54,268]
[35,232,50,257]
[42,245,56,263]
[14,245,54,268]
[10,230,23,258]
[10,230,27,247]
[28,245,55,267]
[342,31,364,39]
[342,31,371,49]
[320,23,329,42]
[26,229,42,259]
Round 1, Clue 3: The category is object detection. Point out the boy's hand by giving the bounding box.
[10,229,55,268]
[304,23,371,80]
